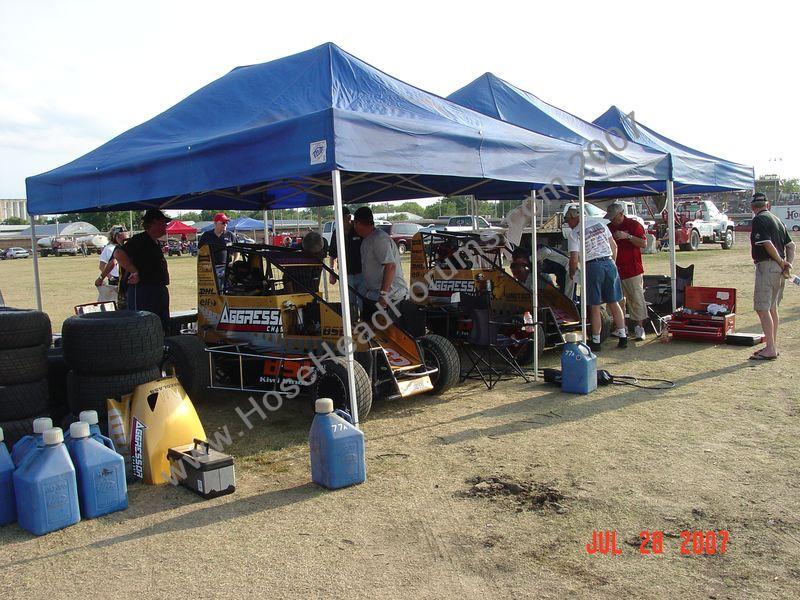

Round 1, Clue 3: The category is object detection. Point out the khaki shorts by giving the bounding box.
[620,274,647,322]
[754,261,785,311]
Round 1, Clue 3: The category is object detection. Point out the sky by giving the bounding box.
[1,0,798,202]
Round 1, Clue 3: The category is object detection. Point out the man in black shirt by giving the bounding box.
[114,209,172,330]
[328,207,363,310]
[198,212,236,284]
[749,192,795,360]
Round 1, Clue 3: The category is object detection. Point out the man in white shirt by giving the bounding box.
[566,207,627,351]
[94,225,127,302]
[353,206,408,323]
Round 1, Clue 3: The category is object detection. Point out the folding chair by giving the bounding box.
[457,293,533,390]
[643,265,694,336]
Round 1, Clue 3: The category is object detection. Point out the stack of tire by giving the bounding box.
[0,308,53,448]
[62,311,164,432]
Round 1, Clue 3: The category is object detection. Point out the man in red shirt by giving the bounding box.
[605,203,648,341]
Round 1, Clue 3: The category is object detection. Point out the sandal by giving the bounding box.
[749,353,777,361]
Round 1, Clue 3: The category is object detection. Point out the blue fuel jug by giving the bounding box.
[309,398,366,490]
[0,427,16,526]
[11,417,53,467]
[66,422,127,519]
[64,411,115,452]
[13,427,80,536]
[561,333,597,394]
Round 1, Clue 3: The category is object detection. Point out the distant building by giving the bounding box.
[0,199,27,221]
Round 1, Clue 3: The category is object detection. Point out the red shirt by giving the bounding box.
[608,217,645,279]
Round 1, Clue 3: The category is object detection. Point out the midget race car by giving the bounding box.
[409,231,611,361]
[164,242,460,419]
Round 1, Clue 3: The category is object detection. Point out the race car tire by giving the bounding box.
[0,308,52,350]
[599,306,614,343]
[313,357,372,420]
[419,334,460,394]
[504,323,546,367]
[163,335,210,403]
[62,310,164,374]
[46,347,69,420]
[0,345,48,385]
[66,366,162,425]
[0,379,50,422]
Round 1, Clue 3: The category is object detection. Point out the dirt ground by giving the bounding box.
[1,239,798,599]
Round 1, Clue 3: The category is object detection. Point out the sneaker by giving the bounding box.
[617,336,628,349]
[589,340,602,352]
[634,326,646,341]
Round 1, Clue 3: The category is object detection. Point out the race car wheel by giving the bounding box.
[0,379,50,422]
[0,308,52,350]
[313,357,372,420]
[67,366,162,426]
[599,306,614,343]
[419,334,460,393]
[721,229,734,250]
[163,335,210,403]
[62,310,164,374]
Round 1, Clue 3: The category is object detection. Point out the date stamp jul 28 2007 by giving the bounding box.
[585,530,730,556]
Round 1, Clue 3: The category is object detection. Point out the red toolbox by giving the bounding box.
[667,286,736,342]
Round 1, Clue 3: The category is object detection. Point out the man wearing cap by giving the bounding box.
[198,212,237,284]
[113,209,172,330]
[749,192,795,360]
[353,206,408,323]
[605,202,648,341]
[565,206,628,351]
[328,206,364,311]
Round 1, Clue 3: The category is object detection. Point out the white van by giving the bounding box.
[773,205,800,232]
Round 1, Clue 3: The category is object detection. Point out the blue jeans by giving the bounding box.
[585,257,622,305]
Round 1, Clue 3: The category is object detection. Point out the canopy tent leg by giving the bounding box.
[263,209,269,244]
[530,191,539,382]
[578,186,588,342]
[331,169,360,427]
[666,180,677,312]
[318,206,329,300]
[29,214,43,311]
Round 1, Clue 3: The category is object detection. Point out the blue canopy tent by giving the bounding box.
[198,217,266,234]
[448,73,673,337]
[447,73,672,199]
[26,43,588,419]
[594,105,755,309]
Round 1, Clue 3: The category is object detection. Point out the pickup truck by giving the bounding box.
[38,237,78,257]
[662,199,735,251]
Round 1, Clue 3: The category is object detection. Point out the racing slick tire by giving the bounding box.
[599,306,614,343]
[0,379,50,422]
[419,334,460,394]
[62,310,164,374]
[163,335,210,403]
[313,357,372,420]
[0,345,48,385]
[0,307,51,350]
[66,366,162,427]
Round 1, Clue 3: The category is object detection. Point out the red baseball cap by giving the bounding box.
[213,212,230,223]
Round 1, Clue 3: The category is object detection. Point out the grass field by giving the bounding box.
[1,239,798,599]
